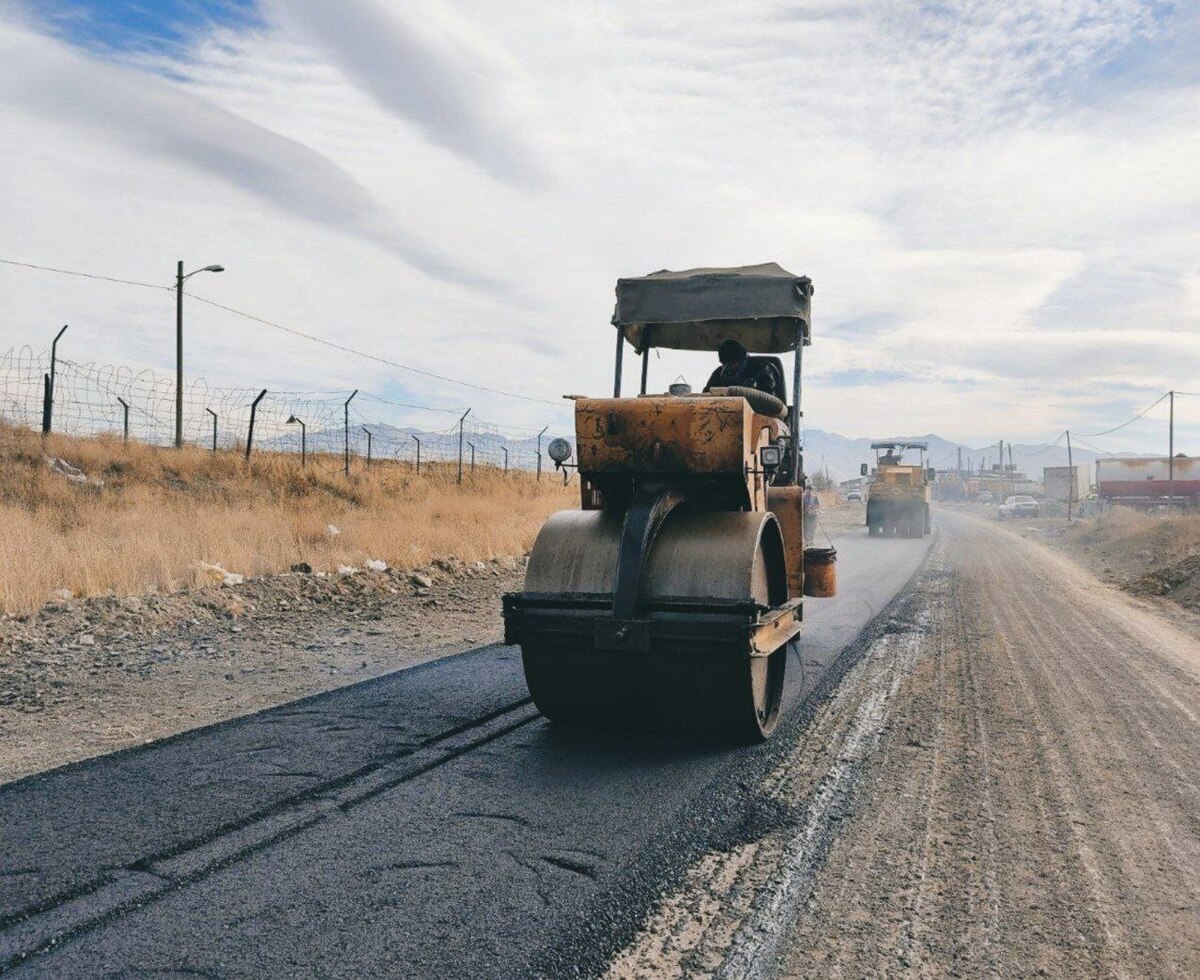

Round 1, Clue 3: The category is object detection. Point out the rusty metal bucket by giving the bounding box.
[803,547,837,598]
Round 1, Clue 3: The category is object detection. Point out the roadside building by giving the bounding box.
[1096,456,1199,507]
[1043,465,1091,503]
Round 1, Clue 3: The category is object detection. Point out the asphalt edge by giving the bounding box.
[528,528,943,979]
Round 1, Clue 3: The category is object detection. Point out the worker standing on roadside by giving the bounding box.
[803,484,820,542]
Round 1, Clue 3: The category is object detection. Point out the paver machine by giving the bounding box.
[861,441,934,537]
[503,264,819,741]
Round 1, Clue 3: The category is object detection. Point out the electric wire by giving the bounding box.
[1077,392,1169,437]
[0,255,569,410]
[0,257,169,291]
[185,292,568,409]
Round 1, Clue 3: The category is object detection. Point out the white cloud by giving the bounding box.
[1,0,1197,448]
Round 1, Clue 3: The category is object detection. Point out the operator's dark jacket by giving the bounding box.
[704,358,785,400]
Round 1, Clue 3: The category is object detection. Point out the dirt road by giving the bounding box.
[778,510,1200,977]
[611,510,1199,978]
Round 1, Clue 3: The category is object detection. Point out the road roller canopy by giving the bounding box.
[612,263,814,354]
[871,441,929,452]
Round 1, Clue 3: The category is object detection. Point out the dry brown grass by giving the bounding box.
[1072,505,1200,561]
[0,423,575,615]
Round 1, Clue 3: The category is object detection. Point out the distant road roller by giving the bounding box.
[503,264,826,741]
[861,441,934,538]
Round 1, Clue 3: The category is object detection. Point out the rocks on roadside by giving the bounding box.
[196,562,245,588]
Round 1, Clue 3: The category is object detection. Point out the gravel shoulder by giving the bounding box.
[605,508,1200,979]
[776,510,1200,978]
[0,556,524,783]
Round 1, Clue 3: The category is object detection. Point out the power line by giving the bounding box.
[1077,392,1169,437]
[357,391,460,415]
[1070,435,1116,456]
[0,255,569,410]
[1022,431,1067,456]
[0,257,169,291]
[185,292,567,409]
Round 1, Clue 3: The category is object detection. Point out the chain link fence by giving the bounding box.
[1,345,569,478]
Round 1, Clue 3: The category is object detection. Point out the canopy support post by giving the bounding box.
[613,327,624,397]
[792,323,804,485]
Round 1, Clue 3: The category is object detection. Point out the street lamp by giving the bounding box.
[286,415,306,468]
[175,260,224,447]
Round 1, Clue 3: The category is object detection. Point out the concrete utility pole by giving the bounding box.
[175,261,224,447]
[1169,390,1175,498]
[1066,429,1074,522]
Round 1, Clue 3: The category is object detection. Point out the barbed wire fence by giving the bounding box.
[1,345,570,480]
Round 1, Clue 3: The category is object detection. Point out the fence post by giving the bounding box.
[536,425,548,481]
[117,397,130,443]
[412,434,421,473]
[363,426,373,468]
[41,374,51,436]
[468,441,475,476]
[502,446,508,474]
[457,408,471,485]
[206,408,218,451]
[343,389,358,477]
[245,389,267,461]
[43,324,68,434]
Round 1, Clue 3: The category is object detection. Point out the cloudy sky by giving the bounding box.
[1,0,1197,452]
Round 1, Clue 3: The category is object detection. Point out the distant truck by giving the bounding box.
[1096,456,1200,507]
[861,441,933,537]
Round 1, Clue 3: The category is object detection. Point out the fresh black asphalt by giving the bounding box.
[1,528,932,977]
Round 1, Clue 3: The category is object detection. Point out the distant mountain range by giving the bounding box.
[800,430,1110,483]
[265,421,1127,481]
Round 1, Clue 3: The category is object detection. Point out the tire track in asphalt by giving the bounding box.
[0,698,538,970]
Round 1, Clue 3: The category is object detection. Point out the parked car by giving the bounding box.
[846,489,862,502]
[999,494,1039,518]
[977,490,994,503]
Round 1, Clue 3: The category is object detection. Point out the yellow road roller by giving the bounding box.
[862,441,934,538]
[503,264,826,741]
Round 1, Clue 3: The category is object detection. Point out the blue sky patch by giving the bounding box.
[33,0,260,56]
